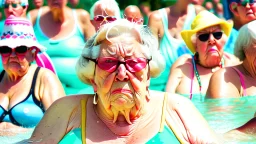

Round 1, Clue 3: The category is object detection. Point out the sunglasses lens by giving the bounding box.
[15,46,28,54]
[106,16,116,22]
[94,16,104,21]
[0,46,12,56]
[97,57,118,72]
[198,33,209,42]
[213,32,223,40]
[0,46,12,53]
[126,58,148,72]
[12,3,18,8]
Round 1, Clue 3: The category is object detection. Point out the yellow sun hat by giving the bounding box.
[181,10,233,54]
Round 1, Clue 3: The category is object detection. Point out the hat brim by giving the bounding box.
[0,39,46,52]
[181,21,233,54]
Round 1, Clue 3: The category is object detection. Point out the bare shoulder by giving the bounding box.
[194,4,206,14]
[27,9,39,25]
[224,52,241,66]
[148,9,163,22]
[75,9,90,21]
[172,54,192,69]
[28,6,48,25]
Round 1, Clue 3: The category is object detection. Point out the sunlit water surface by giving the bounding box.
[0,96,255,144]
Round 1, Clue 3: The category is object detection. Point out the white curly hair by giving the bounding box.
[76,19,166,85]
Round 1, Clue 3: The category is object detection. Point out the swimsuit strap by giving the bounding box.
[81,97,89,144]
[31,67,41,92]
[159,92,168,132]
[190,61,194,100]
[0,70,5,82]
[192,56,202,99]
[231,67,247,96]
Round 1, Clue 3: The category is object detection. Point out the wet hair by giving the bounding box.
[234,20,256,60]
[90,0,121,20]
[76,19,166,84]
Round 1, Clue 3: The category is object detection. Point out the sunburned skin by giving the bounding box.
[93,36,149,127]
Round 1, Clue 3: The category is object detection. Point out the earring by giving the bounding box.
[93,93,98,105]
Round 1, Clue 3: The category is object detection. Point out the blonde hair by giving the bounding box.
[76,19,165,84]
[235,20,256,60]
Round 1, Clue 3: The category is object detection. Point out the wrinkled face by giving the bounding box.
[195,25,226,66]
[0,46,35,73]
[33,0,44,8]
[124,7,144,25]
[235,1,256,25]
[92,34,150,119]
[4,0,25,17]
[92,4,117,31]
[47,0,67,10]
[69,0,79,7]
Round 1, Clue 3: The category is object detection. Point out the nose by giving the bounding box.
[115,64,129,81]
[208,33,216,44]
[7,5,13,13]
[10,49,16,57]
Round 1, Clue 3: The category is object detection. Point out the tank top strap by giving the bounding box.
[159,92,168,132]
[231,67,247,97]
[35,8,43,26]
[183,4,196,30]
[0,70,5,82]
[81,97,89,144]
[159,8,168,31]
[72,9,84,39]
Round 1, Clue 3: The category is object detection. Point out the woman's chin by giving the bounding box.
[110,97,135,109]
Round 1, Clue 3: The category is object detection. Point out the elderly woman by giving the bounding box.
[207,20,256,98]
[165,10,240,101]
[28,19,219,143]
[123,5,144,25]
[0,16,65,135]
[27,0,96,95]
[90,0,121,32]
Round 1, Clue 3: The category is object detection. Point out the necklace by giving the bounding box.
[191,56,224,100]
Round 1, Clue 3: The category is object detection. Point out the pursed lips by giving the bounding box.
[111,89,133,95]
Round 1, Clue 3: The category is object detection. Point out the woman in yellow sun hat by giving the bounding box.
[165,10,240,101]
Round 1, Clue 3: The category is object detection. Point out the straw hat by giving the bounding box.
[0,16,46,52]
[181,10,233,54]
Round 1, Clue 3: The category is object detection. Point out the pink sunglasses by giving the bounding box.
[94,15,117,22]
[88,57,151,73]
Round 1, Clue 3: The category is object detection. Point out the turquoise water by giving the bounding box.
[0,96,255,143]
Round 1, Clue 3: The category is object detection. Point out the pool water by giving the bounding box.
[0,96,255,143]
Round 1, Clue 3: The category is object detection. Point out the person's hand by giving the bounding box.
[0,122,28,136]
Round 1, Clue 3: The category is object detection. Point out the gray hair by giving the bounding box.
[234,20,256,60]
[90,0,121,20]
[76,19,165,84]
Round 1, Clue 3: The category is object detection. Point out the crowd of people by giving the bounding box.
[0,0,255,143]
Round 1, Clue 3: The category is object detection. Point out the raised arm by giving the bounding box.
[165,93,220,143]
[77,9,96,41]
[148,10,164,46]
[37,68,65,110]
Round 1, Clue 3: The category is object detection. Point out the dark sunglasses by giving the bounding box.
[126,17,144,24]
[4,3,21,9]
[88,57,151,73]
[0,46,29,56]
[94,15,117,22]
[237,0,256,6]
[197,32,223,42]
